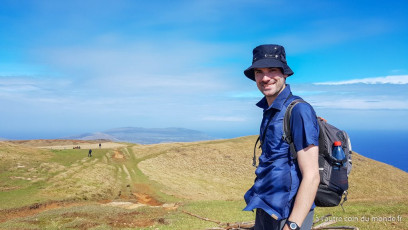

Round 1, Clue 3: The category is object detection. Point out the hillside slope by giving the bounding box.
[1,137,407,229]
[138,135,408,202]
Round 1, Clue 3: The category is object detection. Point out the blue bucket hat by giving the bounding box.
[244,44,294,81]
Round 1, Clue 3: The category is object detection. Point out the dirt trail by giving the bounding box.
[0,200,87,223]
[113,149,125,159]
[134,193,163,206]
[0,194,177,225]
[0,141,178,228]
[0,198,177,229]
[104,192,178,210]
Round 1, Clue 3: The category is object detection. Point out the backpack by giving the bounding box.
[283,99,352,209]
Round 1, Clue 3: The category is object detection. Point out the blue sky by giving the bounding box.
[1,0,408,139]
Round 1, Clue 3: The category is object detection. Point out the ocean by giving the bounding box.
[211,129,408,173]
[348,130,408,172]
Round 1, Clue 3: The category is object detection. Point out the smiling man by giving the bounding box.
[243,44,320,230]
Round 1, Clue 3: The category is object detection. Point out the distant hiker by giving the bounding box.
[99,143,101,149]
[242,44,319,230]
[88,149,92,157]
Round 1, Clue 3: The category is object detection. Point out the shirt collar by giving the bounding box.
[256,84,292,111]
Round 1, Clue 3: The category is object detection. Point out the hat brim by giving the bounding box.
[244,59,294,81]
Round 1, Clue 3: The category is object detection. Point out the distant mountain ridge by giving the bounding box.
[65,127,214,144]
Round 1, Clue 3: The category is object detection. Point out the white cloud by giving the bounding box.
[0,76,72,99]
[32,39,242,95]
[289,82,408,110]
[314,75,408,85]
[313,99,408,110]
[0,78,40,92]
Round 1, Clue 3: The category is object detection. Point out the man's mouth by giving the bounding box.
[262,81,276,88]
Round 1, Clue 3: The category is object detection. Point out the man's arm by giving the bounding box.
[283,144,319,229]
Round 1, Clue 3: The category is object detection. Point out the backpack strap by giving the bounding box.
[282,99,307,159]
[340,190,348,212]
[252,136,260,167]
[252,112,274,167]
[252,93,293,167]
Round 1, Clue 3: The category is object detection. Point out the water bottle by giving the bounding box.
[332,141,345,170]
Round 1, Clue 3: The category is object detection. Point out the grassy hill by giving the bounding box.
[0,137,407,229]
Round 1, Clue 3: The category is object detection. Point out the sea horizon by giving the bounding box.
[1,128,407,173]
[347,129,408,172]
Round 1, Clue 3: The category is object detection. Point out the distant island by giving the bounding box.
[64,127,214,144]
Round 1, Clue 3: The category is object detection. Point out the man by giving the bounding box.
[243,44,320,230]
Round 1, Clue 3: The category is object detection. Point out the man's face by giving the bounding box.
[254,67,287,103]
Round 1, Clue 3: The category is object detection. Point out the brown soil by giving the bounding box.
[112,149,125,159]
[0,200,86,223]
[106,212,155,228]
[0,198,170,228]
[131,183,164,205]
[133,193,163,206]
[0,189,170,228]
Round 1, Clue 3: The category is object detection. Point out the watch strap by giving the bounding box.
[286,220,300,230]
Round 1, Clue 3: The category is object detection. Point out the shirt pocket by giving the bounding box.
[263,118,289,160]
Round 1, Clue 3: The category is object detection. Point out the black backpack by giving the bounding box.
[283,99,352,209]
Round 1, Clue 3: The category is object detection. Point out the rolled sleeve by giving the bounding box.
[290,102,319,152]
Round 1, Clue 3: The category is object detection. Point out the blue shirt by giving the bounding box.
[243,85,319,220]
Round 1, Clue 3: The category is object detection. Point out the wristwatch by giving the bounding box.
[286,220,300,230]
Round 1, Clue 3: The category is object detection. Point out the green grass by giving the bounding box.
[49,148,108,166]
[314,201,408,230]
[0,149,51,209]
[0,147,116,209]
[1,199,406,230]
[0,204,168,230]
[1,139,407,230]
[0,183,47,209]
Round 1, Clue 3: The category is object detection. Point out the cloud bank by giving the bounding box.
[315,75,408,85]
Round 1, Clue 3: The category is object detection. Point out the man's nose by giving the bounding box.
[261,74,271,81]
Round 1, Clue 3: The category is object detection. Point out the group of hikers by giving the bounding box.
[87,143,102,157]
[72,143,102,158]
